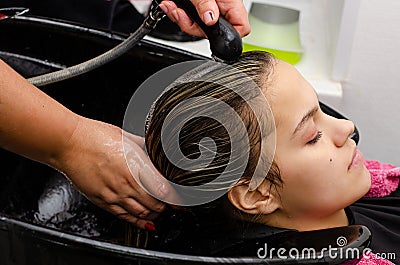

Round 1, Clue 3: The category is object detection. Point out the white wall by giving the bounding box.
[320,0,400,165]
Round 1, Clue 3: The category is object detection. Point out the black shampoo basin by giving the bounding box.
[0,16,364,265]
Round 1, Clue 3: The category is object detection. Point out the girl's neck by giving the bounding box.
[260,208,349,231]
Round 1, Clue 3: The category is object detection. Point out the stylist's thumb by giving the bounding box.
[191,0,219,26]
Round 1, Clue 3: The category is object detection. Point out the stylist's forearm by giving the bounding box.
[0,59,79,167]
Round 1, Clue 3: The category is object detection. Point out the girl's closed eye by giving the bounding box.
[307,130,322,145]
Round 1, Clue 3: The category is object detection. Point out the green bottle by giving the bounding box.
[243,3,303,65]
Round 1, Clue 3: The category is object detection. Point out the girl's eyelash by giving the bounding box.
[307,130,322,145]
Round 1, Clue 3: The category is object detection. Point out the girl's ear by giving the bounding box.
[228,180,280,215]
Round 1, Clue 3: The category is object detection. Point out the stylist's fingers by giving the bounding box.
[137,152,180,204]
[109,204,154,230]
[190,0,219,26]
[124,133,145,149]
[160,1,206,38]
[120,197,161,221]
[124,138,171,208]
[160,0,250,37]
[160,0,219,26]
[124,134,171,205]
[220,1,251,37]
[124,133,181,206]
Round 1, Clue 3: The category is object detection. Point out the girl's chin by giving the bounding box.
[353,167,371,199]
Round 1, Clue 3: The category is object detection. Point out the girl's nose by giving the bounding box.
[332,119,355,147]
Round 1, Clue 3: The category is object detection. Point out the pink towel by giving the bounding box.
[342,253,395,265]
[363,160,400,198]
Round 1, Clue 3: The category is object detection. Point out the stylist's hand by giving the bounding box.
[55,117,168,230]
[159,0,250,38]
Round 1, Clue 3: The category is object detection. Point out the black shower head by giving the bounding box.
[158,0,242,63]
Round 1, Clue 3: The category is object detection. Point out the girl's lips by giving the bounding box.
[348,149,364,170]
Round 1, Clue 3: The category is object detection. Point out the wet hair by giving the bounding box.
[145,51,282,218]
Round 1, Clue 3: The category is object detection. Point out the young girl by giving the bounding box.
[144,51,400,264]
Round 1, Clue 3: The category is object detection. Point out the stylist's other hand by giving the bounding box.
[55,117,168,230]
[159,0,250,38]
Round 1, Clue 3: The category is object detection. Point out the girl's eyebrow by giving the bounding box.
[292,106,319,137]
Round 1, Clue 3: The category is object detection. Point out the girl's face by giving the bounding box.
[265,60,371,220]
